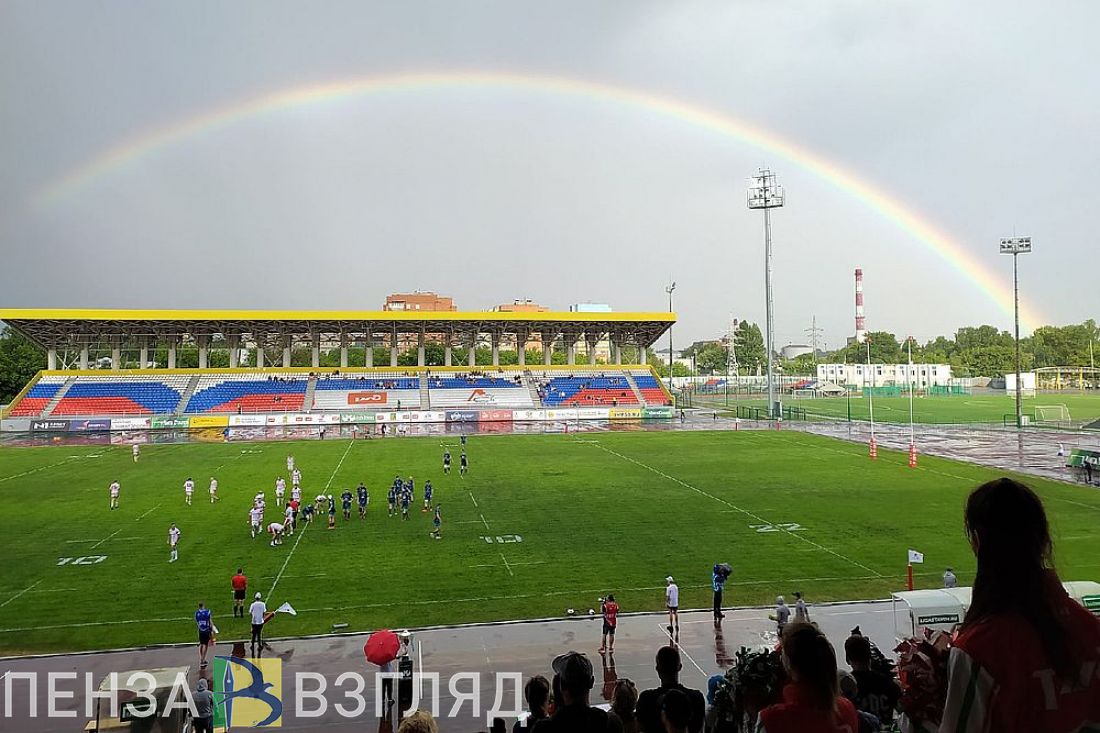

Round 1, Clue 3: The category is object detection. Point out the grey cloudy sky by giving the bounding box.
[1,0,1097,347]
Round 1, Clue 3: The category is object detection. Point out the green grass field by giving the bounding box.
[1,430,1098,654]
[695,391,1100,425]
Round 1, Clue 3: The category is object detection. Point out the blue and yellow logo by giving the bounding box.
[213,657,283,728]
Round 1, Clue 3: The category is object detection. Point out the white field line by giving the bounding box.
[0,571,947,634]
[90,529,122,550]
[479,514,491,531]
[499,553,514,577]
[267,440,354,599]
[135,504,161,521]
[468,492,478,508]
[656,623,707,677]
[0,459,75,484]
[591,442,883,577]
[0,581,42,609]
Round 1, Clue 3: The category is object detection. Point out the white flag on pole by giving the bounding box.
[908,549,924,564]
[276,602,297,616]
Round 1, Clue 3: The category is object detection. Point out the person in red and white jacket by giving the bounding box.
[938,478,1100,733]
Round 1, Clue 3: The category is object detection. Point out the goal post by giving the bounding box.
[1034,404,1071,425]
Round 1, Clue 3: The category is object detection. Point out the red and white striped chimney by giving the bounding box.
[855,268,866,343]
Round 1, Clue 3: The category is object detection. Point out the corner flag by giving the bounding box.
[908,549,924,564]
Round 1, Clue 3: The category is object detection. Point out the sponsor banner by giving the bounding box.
[464,389,497,404]
[31,419,70,432]
[229,415,266,427]
[643,406,675,419]
[69,418,111,432]
[110,417,152,430]
[478,409,514,422]
[917,614,960,626]
[340,412,375,424]
[1082,594,1100,617]
[608,408,643,420]
[322,414,341,424]
[581,408,610,419]
[347,391,388,406]
[511,409,547,422]
[288,414,322,425]
[395,411,415,423]
[418,411,447,423]
[266,414,289,426]
[374,413,394,423]
[545,409,579,421]
[1,418,33,433]
[189,415,229,429]
[445,410,480,423]
[151,416,190,429]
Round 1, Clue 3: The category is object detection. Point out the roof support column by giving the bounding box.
[282,337,291,368]
[614,339,623,365]
[197,335,209,370]
[339,335,348,368]
[417,330,426,368]
[491,334,500,367]
[543,332,553,366]
[166,338,176,369]
[111,344,121,371]
[139,338,149,369]
[311,333,320,369]
[365,334,374,367]
[517,330,527,366]
[228,335,240,368]
[80,344,90,370]
[566,338,576,366]
[390,330,398,367]
[255,337,264,369]
[444,342,452,367]
[468,335,477,368]
[587,335,599,366]
[47,348,58,370]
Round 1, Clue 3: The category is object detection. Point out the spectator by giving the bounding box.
[397,710,438,733]
[940,478,1100,732]
[943,567,957,588]
[191,678,213,732]
[249,592,266,656]
[532,651,622,732]
[702,675,725,733]
[609,678,638,733]
[636,646,705,733]
[514,675,550,733]
[837,671,881,733]
[660,688,691,733]
[599,594,619,653]
[842,633,899,727]
[756,623,858,732]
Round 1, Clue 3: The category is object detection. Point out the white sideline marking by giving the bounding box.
[0,581,42,609]
[590,443,884,577]
[29,588,77,594]
[0,460,74,483]
[468,492,478,508]
[479,514,491,531]
[499,553,514,577]
[135,504,161,521]
[268,439,355,598]
[656,623,707,677]
[90,529,122,550]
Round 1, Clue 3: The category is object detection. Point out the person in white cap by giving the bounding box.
[665,576,680,637]
[249,592,267,655]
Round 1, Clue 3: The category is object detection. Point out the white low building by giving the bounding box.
[816,363,953,388]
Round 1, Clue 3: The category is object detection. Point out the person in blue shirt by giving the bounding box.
[460,450,468,476]
[400,489,411,521]
[443,449,451,475]
[327,494,336,529]
[405,477,415,502]
[387,485,397,517]
[340,489,353,520]
[423,480,434,512]
[431,505,442,539]
[712,564,732,621]
[357,484,369,519]
[460,434,467,446]
[195,602,213,668]
[302,501,315,523]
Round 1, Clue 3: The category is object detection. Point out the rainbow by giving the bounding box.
[32,70,1041,329]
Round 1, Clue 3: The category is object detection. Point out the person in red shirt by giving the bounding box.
[939,478,1100,733]
[231,568,247,618]
[598,594,619,654]
[757,623,859,733]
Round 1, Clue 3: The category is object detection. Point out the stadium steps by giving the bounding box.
[40,377,77,417]
[523,370,543,407]
[419,374,431,409]
[174,374,203,415]
[622,372,647,406]
[303,375,318,411]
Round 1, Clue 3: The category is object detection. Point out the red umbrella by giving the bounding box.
[365,629,400,665]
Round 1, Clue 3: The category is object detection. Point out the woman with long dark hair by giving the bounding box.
[940,477,1100,732]
[756,623,858,732]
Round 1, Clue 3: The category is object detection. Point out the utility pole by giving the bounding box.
[666,280,676,397]
[805,316,824,368]
[1000,236,1032,428]
[747,168,785,419]
[726,315,740,408]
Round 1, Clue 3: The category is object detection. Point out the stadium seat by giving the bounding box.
[533,371,640,407]
[186,374,308,414]
[6,376,67,417]
[632,374,673,406]
[426,372,534,409]
[50,376,190,416]
[312,374,421,411]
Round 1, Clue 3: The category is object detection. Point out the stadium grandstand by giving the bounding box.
[0,309,675,429]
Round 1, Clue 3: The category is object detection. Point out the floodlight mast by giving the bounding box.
[999,236,1032,429]
[747,169,785,419]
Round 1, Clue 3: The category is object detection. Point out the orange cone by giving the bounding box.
[869,438,878,460]
[908,442,918,468]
